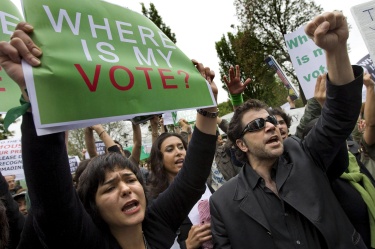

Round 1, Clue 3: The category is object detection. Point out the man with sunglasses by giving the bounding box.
[209,11,367,249]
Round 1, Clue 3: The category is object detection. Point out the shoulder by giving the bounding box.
[211,175,238,201]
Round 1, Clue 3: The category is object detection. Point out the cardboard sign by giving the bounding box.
[351,1,375,67]
[0,138,24,179]
[21,0,216,135]
[284,25,327,99]
[0,0,24,113]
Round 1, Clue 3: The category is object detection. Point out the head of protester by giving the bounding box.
[269,107,292,140]
[147,132,188,200]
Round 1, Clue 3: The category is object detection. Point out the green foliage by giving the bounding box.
[218,101,234,117]
[141,3,177,43]
[0,115,15,140]
[216,30,287,107]
[217,0,324,105]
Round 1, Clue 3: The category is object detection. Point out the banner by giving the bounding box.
[21,0,216,135]
[68,155,80,174]
[351,1,375,67]
[0,138,24,179]
[356,54,374,102]
[0,0,24,113]
[284,25,327,100]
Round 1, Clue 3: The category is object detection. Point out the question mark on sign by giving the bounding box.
[0,66,5,92]
[177,70,190,88]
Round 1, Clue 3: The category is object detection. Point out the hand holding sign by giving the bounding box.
[0,22,42,101]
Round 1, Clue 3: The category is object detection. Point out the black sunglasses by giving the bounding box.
[241,115,278,136]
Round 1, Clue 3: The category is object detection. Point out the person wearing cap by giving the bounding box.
[12,189,28,216]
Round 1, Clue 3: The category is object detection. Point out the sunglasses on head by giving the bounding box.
[241,115,278,136]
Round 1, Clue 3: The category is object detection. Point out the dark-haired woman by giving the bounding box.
[0,23,218,249]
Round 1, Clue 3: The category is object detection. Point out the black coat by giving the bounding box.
[210,66,367,249]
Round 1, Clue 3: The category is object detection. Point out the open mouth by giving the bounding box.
[175,159,184,164]
[266,136,279,144]
[122,200,140,213]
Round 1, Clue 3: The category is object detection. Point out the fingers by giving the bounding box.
[10,31,41,66]
[14,22,34,34]
[242,78,252,88]
[363,72,375,88]
[0,41,22,64]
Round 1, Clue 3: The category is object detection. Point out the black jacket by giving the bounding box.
[210,66,367,249]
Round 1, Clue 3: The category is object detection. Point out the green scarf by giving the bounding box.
[340,152,375,248]
[4,94,31,132]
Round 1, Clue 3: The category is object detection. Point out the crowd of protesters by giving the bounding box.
[0,10,374,249]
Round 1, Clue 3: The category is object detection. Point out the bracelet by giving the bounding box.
[98,130,106,138]
[230,93,243,107]
[197,108,219,118]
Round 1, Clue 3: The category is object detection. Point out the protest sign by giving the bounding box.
[172,109,196,125]
[96,141,106,155]
[285,107,305,136]
[0,1,24,113]
[0,138,24,179]
[284,25,327,99]
[356,54,374,102]
[68,155,80,174]
[265,55,299,100]
[21,0,216,135]
[351,2,375,66]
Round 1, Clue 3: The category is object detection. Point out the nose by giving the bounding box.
[120,181,132,197]
[264,120,277,132]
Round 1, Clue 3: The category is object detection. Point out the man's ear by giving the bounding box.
[236,139,248,152]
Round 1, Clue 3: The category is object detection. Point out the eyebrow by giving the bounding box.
[102,172,135,186]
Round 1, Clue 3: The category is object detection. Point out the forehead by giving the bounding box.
[275,115,284,121]
[5,175,15,180]
[161,136,183,147]
[241,109,269,126]
[103,168,134,181]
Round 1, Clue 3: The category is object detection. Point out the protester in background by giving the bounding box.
[4,175,21,195]
[299,71,375,249]
[210,11,367,248]
[12,188,28,216]
[0,171,25,249]
[0,23,218,248]
[269,107,292,140]
[351,73,375,179]
[147,131,213,249]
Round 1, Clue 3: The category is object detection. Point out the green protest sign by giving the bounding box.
[22,0,215,128]
[0,0,24,113]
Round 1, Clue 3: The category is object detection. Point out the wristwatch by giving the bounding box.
[196,108,219,118]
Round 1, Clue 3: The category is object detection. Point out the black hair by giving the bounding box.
[269,107,292,128]
[147,133,187,200]
[227,99,269,163]
[0,201,8,249]
[77,153,144,231]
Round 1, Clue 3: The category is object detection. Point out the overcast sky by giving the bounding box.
[10,0,370,104]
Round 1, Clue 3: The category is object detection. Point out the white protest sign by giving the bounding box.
[284,25,327,100]
[162,112,174,125]
[68,155,80,174]
[0,138,24,179]
[95,141,106,155]
[285,107,305,136]
[351,2,375,66]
